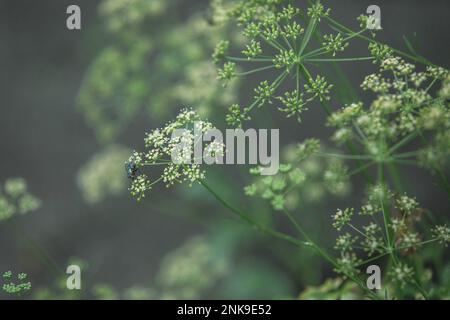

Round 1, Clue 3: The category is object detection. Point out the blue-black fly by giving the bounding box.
[125,162,139,180]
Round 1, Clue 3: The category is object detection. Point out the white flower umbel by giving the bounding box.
[127,108,224,200]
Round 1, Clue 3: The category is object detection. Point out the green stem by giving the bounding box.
[282,209,379,300]
[225,56,272,63]
[357,252,389,267]
[349,161,375,177]
[298,6,318,56]
[387,132,419,155]
[236,65,276,76]
[7,219,65,278]
[260,35,285,52]
[395,238,440,251]
[201,178,379,299]
[317,152,372,160]
[305,57,374,62]
[415,129,450,199]
[200,180,308,248]
[302,29,366,59]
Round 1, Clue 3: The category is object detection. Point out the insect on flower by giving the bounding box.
[125,162,139,180]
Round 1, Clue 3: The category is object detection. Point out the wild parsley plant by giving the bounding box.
[127,0,450,299]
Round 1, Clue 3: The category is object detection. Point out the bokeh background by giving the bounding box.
[0,0,449,299]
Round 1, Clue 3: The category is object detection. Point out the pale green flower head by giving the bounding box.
[77,145,131,204]
[2,271,31,296]
[0,178,41,221]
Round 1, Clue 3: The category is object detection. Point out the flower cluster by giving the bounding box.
[322,33,348,56]
[156,236,228,299]
[99,0,167,33]
[0,178,41,221]
[299,277,360,299]
[245,163,306,211]
[77,145,130,204]
[211,0,375,126]
[2,271,31,295]
[127,109,224,201]
[225,104,251,127]
[332,208,354,231]
[120,0,450,300]
[89,235,230,300]
[305,75,333,102]
[331,185,448,290]
[327,51,450,175]
[242,39,262,58]
[217,62,236,85]
[174,61,238,117]
[79,7,239,143]
[254,80,276,106]
[277,90,306,121]
[432,225,450,246]
[388,263,414,288]
[244,139,349,211]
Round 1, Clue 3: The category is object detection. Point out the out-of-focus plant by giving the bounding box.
[299,277,360,300]
[99,0,168,34]
[105,235,229,300]
[2,271,31,296]
[32,236,228,300]
[155,236,228,299]
[244,139,350,211]
[77,144,130,204]
[0,178,39,299]
[78,0,240,144]
[33,259,87,300]
[0,178,41,221]
[72,0,297,301]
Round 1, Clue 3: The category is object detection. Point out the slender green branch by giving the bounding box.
[349,161,375,177]
[302,29,366,59]
[387,132,419,155]
[200,180,308,248]
[387,162,406,192]
[305,57,374,62]
[225,56,272,63]
[298,5,318,56]
[283,209,380,300]
[317,152,372,160]
[260,35,285,52]
[236,65,276,76]
[357,252,389,267]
